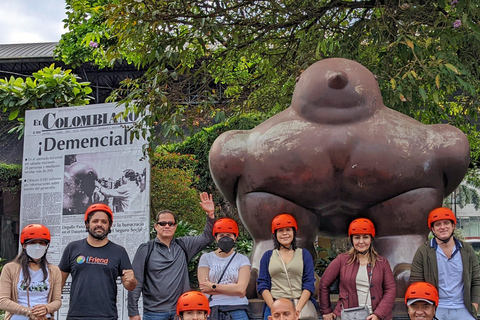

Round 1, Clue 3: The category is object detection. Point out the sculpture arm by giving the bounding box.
[209,131,247,204]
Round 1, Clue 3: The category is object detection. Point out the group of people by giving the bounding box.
[0,194,478,320]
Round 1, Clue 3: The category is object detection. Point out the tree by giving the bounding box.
[57,0,480,161]
[0,64,93,138]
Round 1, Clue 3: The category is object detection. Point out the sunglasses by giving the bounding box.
[156,221,176,227]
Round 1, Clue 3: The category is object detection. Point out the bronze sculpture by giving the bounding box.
[209,58,470,295]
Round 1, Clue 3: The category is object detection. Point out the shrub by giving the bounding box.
[150,152,205,232]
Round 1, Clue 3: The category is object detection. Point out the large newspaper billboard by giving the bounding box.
[21,103,150,319]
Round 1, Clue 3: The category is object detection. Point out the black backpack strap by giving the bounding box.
[143,239,156,276]
[144,238,188,276]
[175,238,188,260]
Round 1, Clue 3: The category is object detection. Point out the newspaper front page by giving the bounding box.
[21,103,150,320]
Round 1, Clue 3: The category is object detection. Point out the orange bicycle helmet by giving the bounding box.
[348,218,376,238]
[213,218,239,237]
[428,207,456,228]
[405,282,439,306]
[271,214,298,233]
[21,224,51,244]
[176,291,210,315]
[84,203,113,223]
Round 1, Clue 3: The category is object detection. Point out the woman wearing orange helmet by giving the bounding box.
[197,218,251,320]
[0,224,62,320]
[319,218,395,320]
[176,291,210,320]
[257,214,317,320]
[405,282,439,320]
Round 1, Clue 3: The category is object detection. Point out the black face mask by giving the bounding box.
[217,236,235,253]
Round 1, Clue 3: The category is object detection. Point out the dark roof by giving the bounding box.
[0,42,146,165]
[0,42,58,60]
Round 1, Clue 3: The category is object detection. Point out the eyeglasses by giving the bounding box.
[156,221,176,227]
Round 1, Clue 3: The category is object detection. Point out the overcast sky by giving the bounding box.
[0,0,67,44]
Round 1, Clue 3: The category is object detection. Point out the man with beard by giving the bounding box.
[59,203,137,319]
[410,207,480,320]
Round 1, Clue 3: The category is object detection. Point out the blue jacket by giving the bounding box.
[257,248,316,297]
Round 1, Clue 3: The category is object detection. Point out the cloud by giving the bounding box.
[0,0,67,44]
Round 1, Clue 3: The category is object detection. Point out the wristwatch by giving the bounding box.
[212,284,217,291]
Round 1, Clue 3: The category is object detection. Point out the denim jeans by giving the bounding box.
[144,311,177,320]
[263,305,271,320]
[228,309,250,320]
[435,307,476,320]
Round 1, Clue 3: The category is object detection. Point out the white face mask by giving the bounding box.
[25,243,47,260]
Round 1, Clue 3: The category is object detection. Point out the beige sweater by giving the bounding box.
[0,261,62,320]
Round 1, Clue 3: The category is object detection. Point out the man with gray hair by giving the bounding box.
[128,192,216,320]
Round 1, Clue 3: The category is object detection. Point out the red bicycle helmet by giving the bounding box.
[212,218,239,237]
[348,218,376,238]
[405,282,439,306]
[21,224,51,244]
[271,214,298,233]
[176,291,210,315]
[84,203,113,223]
[428,207,456,228]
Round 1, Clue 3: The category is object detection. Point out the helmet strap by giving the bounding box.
[280,244,293,250]
[433,231,454,244]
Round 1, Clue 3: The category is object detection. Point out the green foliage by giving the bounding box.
[0,163,22,192]
[0,257,6,273]
[315,247,338,277]
[0,64,93,138]
[442,168,480,210]
[150,152,207,232]
[55,0,112,68]
[57,0,480,162]
[165,112,270,193]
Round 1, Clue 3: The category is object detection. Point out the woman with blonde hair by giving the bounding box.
[319,218,395,320]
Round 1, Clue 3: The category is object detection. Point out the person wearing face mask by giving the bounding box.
[410,207,480,320]
[257,214,317,320]
[319,218,396,320]
[0,224,62,320]
[176,291,210,320]
[58,203,137,320]
[197,218,251,320]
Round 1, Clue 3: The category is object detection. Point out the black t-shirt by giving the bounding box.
[59,239,132,319]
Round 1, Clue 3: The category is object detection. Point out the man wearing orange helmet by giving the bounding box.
[128,192,216,320]
[405,282,439,320]
[410,207,480,320]
[59,203,137,319]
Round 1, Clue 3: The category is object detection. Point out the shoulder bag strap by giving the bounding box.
[363,264,372,308]
[208,252,238,302]
[143,239,155,277]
